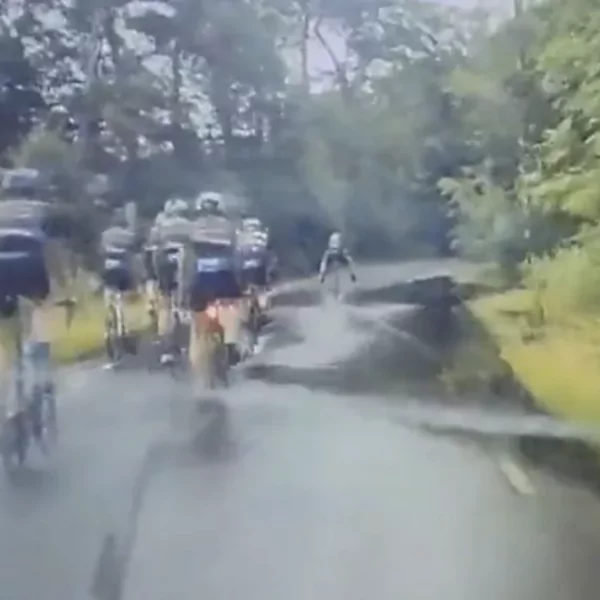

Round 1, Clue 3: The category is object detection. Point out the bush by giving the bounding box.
[522,243,600,320]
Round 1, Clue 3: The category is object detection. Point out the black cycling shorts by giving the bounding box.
[0,232,50,300]
[102,266,133,292]
[327,251,349,268]
[189,270,242,312]
[157,261,178,294]
[242,263,267,288]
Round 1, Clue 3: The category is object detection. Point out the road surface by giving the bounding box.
[0,260,599,600]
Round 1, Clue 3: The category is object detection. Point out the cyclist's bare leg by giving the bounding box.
[190,310,224,389]
[189,312,209,388]
[159,293,176,364]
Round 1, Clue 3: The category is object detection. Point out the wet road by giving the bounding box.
[1,260,600,600]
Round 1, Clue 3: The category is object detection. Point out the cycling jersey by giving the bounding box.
[319,247,355,280]
[0,199,76,303]
[188,246,242,312]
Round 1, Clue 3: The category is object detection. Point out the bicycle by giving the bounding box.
[104,289,128,367]
[0,302,60,471]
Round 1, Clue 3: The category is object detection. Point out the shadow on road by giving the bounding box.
[256,275,600,496]
[90,396,235,600]
[519,436,600,493]
[270,287,321,308]
[0,462,62,514]
[192,397,236,461]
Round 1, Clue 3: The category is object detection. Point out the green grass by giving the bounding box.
[0,293,148,365]
[53,295,148,363]
[470,290,600,423]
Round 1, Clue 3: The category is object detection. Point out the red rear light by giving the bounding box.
[205,304,218,320]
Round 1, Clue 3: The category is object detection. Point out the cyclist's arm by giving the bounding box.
[318,250,330,280]
[343,249,357,277]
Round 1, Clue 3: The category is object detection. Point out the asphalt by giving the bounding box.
[0,260,600,600]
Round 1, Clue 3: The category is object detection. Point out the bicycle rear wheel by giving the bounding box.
[207,334,228,389]
[104,304,122,364]
[0,414,28,470]
[148,304,159,337]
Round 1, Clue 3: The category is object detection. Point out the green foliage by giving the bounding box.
[439,171,530,271]
[521,237,600,317]
[5,0,600,279]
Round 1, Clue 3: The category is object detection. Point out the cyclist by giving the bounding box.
[240,242,269,351]
[318,230,357,286]
[154,199,191,365]
[100,211,137,368]
[0,173,76,462]
[185,215,241,386]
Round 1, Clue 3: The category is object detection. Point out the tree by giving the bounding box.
[0,34,45,161]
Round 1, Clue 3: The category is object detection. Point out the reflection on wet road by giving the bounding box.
[0,260,600,600]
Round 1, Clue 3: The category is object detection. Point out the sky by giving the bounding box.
[286,0,515,88]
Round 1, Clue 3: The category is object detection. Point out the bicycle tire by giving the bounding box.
[148,305,159,337]
[12,414,27,466]
[0,422,15,471]
[43,386,58,447]
[333,269,340,300]
[106,303,123,364]
[206,334,227,389]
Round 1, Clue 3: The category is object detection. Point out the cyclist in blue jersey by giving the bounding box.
[185,232,243,381]
[0,175,77,466]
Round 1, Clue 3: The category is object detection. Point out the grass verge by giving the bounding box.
[0,293,148,365]
[470,289,600,423]
[54,295,148,364]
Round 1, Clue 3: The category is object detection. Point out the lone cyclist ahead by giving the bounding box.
[318,231,357,285]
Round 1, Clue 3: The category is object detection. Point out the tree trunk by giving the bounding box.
[313,17,352,104]
[299,0,311,91]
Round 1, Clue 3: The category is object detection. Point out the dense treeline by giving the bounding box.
[0,0,595,286]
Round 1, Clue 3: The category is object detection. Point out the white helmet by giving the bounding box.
[164,198,188,218]
[242,217,262,231]
[196,191,223,213]
[328,231,342,250]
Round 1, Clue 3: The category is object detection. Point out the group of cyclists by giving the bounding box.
[0,168,357,469]
[99,191,277,386]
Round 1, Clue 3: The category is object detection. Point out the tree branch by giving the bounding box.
[313,16,352,103]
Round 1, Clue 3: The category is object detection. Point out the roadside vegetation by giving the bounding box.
[0,290,147,365]
[48,294,147,364]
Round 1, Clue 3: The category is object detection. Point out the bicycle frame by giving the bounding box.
[1,299,56,468]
